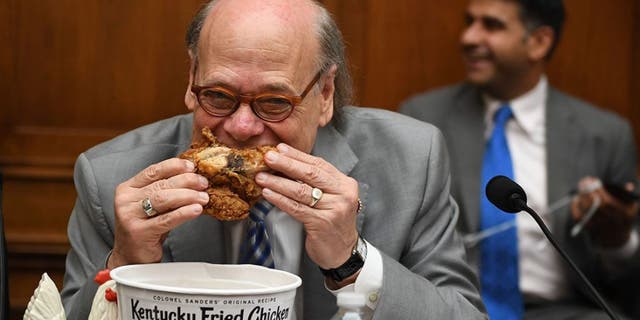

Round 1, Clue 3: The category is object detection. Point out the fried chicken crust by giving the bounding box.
[179,128,276,220]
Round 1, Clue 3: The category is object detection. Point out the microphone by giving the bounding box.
[485,175,620,320]
[485,175,527,213]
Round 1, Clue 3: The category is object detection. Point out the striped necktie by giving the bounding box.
[240,200,275,268]
[480,104,523,319]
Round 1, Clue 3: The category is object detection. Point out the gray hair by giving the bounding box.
[185,0,353,119]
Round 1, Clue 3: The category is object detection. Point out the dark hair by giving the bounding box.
[185,1,353,120]
[514,0,566,59]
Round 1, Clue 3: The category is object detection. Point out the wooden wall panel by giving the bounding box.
[547,0,635,117]
[1,1,205,318]
[0,0,14,132]
[633,1,640,161]
[1,1,639,318]
[325,0,468,109]
[6,0,200,130]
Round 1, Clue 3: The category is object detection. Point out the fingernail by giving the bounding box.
[263,188,273,196]
[199,192,209,201]
[277,144,289,153]
[186,161,195,171]
[265,151,278,161]
[255,173,266,183]
[198,175,209,187]
[192,204,203,214]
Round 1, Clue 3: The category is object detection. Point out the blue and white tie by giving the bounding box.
[240,200,275,268]
[480,104,523,319]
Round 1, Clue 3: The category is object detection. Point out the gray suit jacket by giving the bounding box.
[400,83,640,316]
[61,107,486,319]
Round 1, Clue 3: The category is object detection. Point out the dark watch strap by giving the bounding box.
[319,236,366,282]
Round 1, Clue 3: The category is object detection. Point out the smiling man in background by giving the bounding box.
[401,0,640,319]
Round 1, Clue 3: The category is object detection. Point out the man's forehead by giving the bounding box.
[205,0,316,29]
[202,1,316,51]
[467,0,521,21]
[197,0,318,72]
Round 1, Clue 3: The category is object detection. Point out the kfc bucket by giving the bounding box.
[110,262,301,320]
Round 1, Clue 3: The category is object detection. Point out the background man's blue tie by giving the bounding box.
[480,104,523,319]
[240,200,275,268]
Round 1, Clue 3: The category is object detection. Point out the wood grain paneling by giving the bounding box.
[1,1,205,318]
[5,0,200,130]
[325,0,468,109]
[547,0,635,117]
[633,1,640,164]
[2,1,639,319]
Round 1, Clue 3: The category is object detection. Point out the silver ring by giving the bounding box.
[141,197,158,217]
[310,187,323,207]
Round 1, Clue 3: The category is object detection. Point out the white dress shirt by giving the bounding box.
[225,206,382,319]
[482,76,639,302]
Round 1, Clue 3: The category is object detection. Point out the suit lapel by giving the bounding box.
[312,123,366,231]
[546,88,582,234]
[446,86,485,233]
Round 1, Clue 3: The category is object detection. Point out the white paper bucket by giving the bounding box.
[110,262,302,320]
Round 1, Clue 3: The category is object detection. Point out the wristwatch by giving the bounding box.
[319,235,367,282]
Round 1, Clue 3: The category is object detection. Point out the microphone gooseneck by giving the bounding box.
[485,175,620,320]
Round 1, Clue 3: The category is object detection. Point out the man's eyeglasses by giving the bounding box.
[191,71,323,122]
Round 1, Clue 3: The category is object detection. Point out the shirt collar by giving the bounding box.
[482,76,547,144]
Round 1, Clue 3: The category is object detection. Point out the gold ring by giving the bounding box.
[310,187,323,207]
[141,197,158,217]
[356,198,364,214]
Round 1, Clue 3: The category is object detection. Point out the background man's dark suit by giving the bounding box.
[401,83,640,318]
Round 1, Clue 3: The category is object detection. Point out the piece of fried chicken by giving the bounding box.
[180,127,276,220]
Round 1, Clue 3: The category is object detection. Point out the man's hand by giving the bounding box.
[255,143,361,271]
[571,176,639,248]
[108,158,210,269]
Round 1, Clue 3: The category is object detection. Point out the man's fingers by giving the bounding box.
[145,189,209,216]
[147,203,204,233]
[148,172,209,193]
[261,188,314,223]
[129,158,196,188]
[275,143,318,163]
[258,172,337,210]
[265,147,337,191]
[570,197,584,221]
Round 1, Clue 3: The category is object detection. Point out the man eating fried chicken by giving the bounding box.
[60,0,486,319]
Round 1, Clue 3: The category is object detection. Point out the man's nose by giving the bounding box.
[223,103,265,142]
[461,22,482,47]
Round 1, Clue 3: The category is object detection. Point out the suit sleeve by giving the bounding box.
[605,118,637,187]
[601,119,640,277]
[372,129,486,319]
[60,153,115,319]
[398,95,427,119]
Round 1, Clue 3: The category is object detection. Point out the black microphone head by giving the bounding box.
[485,175,527,213]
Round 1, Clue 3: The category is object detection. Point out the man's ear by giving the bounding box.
[527,26,554,62]
[185,51,197,111]
[318,64,337,127]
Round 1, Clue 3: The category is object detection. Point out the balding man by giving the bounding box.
[61,1,485,319]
